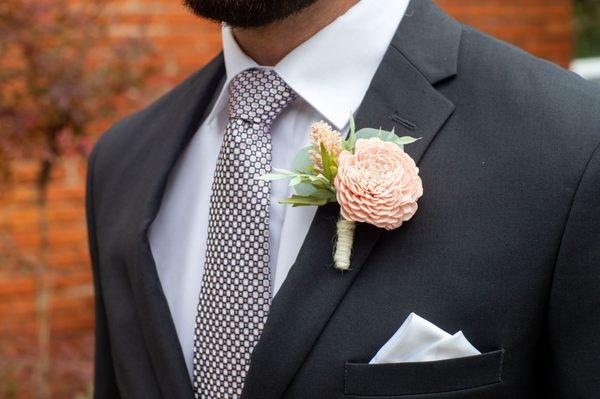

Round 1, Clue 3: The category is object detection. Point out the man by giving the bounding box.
[85,0,600,398]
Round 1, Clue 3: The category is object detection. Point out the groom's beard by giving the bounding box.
[183,0,319,28]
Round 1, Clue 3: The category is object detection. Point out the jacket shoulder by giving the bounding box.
[455,25,600,148]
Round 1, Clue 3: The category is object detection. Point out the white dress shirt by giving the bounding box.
[149,0,409,379]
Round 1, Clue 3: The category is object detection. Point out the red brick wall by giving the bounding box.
[439,0,574,67]
[0,0,573,397]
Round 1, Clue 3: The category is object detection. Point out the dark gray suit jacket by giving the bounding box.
[86,0,600,398]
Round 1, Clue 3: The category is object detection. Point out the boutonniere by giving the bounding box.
[262,117,423,271]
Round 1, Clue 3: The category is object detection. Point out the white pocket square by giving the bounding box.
[369,313,481,364]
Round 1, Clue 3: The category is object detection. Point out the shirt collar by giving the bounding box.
[208,0,409,130]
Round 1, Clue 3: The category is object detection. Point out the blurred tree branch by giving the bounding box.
[0,0,156,172]
[0,1,156,397]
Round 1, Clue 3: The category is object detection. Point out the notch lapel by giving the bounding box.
[241,1,462,398]
[130,54,225,399]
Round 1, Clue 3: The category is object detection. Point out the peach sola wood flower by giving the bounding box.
[261,117,423,271]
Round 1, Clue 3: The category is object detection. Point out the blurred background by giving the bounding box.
[0,0,598,398]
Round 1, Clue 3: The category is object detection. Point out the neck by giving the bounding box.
[231,0,359,66]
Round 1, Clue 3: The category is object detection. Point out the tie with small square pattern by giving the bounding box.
[192,69,298,399]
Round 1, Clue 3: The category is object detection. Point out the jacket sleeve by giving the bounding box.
[548,142,600,398]
[86,142,122,399]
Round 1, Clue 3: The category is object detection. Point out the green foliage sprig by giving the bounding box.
[261,116,421,207]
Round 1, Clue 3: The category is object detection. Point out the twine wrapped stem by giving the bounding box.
[333,215,356,271]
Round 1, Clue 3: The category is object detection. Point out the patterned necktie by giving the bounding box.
[192,69,297,399]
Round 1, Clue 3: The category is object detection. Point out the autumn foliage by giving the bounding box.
[0,0,154,176]
[0,1,154,397]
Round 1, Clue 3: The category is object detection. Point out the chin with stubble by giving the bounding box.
[183,0,320,27]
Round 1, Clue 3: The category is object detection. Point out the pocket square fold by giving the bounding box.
[369,313,481,364]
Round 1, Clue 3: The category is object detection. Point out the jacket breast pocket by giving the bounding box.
[343,349,504,397]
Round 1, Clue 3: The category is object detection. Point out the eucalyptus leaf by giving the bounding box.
[305,165,319,175]
[294,182,317,196]
[355,127,384,140]
[292,146,313,173]
[293,176,321,196]
[289,176,302,186]
[280,194,330,207]
[259,173,294,181]
[272,168,297,175]
[394,136,421,145]
[282,172,335,195]
[311,188,337,201]
[354,127,420,150]
[289,188,336,202]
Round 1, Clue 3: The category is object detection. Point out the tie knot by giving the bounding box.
[228,69,297,126]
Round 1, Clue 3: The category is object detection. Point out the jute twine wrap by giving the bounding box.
[333,215,356,271]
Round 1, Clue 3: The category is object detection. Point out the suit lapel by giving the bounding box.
[131,54,225,399]
[241,1,462,398]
